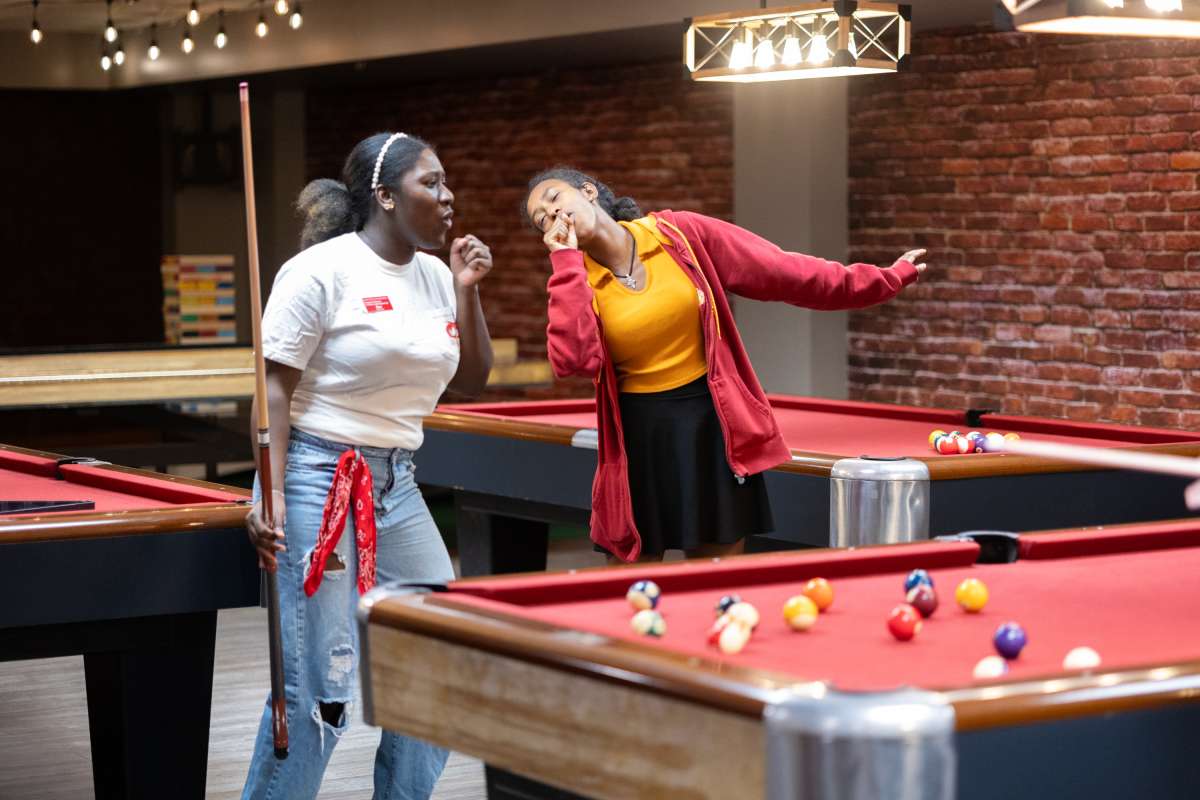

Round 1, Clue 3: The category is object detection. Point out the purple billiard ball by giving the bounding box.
[993,622,1028,660]
[966,432,986,453]
[905,584,939,618]
[904,569,934,593]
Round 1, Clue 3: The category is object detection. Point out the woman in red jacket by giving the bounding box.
[524,168,926,563]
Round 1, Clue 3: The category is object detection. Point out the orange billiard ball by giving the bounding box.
[802,577,834,612]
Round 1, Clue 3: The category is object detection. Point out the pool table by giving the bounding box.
[417,396,1200,574]
[0,443,258,800]
[358,519,1200,800]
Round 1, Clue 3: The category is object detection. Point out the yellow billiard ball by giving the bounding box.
[783,595,819,631]
[955,578,989,613]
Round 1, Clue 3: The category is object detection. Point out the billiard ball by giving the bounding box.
[725,601,760,630]
[904,569,934,593]
[966,431,986,452]
[936,434,961,455]
[887,604,922,641]
[928,429,947,448]
[626,580,661,611]
[956,435,973,454]
[980,432,1007,453]
[1062,646,1101,671]
[993,622,1027,659]
[1004,432,1021,442]
[905,584,939,618]
[718,620,752,654]
[707,613,732,645]
[802,577,834,611]
[630,609,666,637]
[715,593,742,617]
[783,595,819,631]
[973,655,1009,679]
[955,578,989,612]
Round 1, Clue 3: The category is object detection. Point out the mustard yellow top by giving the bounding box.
[585,217,708,393]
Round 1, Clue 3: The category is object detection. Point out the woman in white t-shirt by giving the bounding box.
[241,132,493,800]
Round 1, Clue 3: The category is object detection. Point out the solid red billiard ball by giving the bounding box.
[888,604,923,641]
[906,584,939,618]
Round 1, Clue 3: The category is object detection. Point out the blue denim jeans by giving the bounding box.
[242,428,454,800]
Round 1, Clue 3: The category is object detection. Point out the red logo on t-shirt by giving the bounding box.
[363,296,393,313]
[445,321,460,339]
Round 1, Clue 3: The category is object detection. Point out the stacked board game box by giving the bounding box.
[161,255,237,345]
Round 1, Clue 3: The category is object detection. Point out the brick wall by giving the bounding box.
[848,29,1200,428]
[306,61,733,398]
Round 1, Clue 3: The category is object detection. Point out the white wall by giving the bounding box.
[733,79,851,398]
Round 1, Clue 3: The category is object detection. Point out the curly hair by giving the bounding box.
[296,132,431,250]
[522,166,643,229]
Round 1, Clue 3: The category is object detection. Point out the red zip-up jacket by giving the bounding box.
[545,210,919,561]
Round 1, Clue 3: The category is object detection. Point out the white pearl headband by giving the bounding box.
[370,132,407,191]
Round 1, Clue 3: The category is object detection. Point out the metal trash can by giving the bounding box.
[829,457,930,547]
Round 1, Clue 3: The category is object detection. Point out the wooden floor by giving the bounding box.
[0,539,611,799]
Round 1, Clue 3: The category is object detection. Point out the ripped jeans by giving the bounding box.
[242,428,454,800]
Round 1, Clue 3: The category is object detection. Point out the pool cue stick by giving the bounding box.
[239,81,289,760]
[996,437,1200,479]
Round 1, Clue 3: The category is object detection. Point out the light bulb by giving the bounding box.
[753,39,775,69]
[274,0,289,14]
[101,53,112,71]
[1145,0,1182,11]
[215,29,227,48]
[256,16,269,37]
[30,22,42,44]
[289,5,302,29]
[808,34,831,64]
[148,41,160,60]
[182,31,195,53]
[781,35,802,66]
[105,20,117,42]
[187,2,200,25]
[729,40,751,69]
[113,44,125,65]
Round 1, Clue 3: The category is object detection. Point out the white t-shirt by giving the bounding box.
[261,232,460,450]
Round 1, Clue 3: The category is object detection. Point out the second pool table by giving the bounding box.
[416,395,1200,574]
[0,443,257,800]
[359,519,1200,799]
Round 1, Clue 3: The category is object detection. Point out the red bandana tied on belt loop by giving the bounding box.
[303,449,377,597]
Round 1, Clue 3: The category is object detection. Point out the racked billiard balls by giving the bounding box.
[887,603,922,641]
[715,593,742,617]
[955,578,989,613]
[626,580,661,611]
[905,584,939,618]
[993,622,1027,659]
[802,577,834,611]
[904,569,934,593]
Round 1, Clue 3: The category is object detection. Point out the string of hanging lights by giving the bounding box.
[22,1,309,70]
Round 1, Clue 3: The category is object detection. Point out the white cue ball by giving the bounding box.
[1062,646,1101,671]
[973,655,1009,680]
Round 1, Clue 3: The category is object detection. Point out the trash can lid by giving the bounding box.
[829,456,931,481]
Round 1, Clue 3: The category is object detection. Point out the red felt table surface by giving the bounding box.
[440,398,1197,457]
[0,451,246,512]
[447,543,1200,692]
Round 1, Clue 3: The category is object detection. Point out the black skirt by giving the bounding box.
[606,375,775,556]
